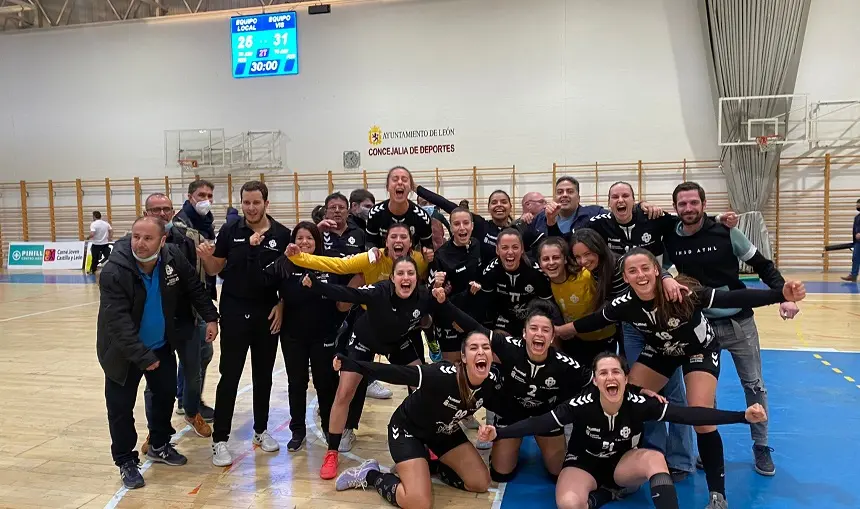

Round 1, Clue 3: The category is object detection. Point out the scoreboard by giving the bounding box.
[231,12,299,79]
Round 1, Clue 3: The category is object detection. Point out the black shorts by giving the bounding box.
[635,341,721,380]
[562,452,621,490]
[435,325,463,353]
[387,413,470,464]
[496,412,564,438]
[346,332,420,366]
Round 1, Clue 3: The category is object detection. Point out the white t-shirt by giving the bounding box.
[90,219,112,245]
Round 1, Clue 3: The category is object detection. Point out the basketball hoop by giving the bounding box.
[178,159,199,172]
[755,135,782,153]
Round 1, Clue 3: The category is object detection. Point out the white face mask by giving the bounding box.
[133,250,159,263]
[194,199,212,216]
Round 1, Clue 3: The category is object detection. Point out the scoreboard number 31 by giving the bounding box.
[236,33,289,50]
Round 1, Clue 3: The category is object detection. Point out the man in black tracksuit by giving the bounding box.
[197,180,291,467]
[97,216,219,490]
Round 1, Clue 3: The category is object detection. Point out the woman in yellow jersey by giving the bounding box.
[286,223,429,285]
[536,236,619,367]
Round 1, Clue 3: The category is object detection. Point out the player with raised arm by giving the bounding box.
[331,331,499,508]
[478,352,767,509]
[365,166,434,251]
[301,257,484,481]
[564,247,805,508]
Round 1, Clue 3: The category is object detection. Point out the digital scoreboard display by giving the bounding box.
[231,12,298,79]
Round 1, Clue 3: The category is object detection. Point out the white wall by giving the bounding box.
[0,0,719,192]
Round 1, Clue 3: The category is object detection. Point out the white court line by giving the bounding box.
[0,301,98,322]
[306,397,501,494]
[104,367,286,509]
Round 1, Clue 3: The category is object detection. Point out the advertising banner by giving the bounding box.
[7,241,87,270]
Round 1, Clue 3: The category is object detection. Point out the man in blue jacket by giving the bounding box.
[96,216,219,490]
[841,198,860,282]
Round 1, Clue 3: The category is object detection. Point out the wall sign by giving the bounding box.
[367,125,456,157]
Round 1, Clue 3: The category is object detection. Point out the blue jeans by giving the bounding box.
[851,241,860,277]
[623,323,695,472]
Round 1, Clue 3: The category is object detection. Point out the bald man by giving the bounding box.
[97,216,219,490]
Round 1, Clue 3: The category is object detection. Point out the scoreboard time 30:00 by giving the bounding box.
[231,12,299,78]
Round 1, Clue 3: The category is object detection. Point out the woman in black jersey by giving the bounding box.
[414,185,538,261]
[302,257,483,481]
[366,166,434,250]
[468,302,592,482]
[331,332,497,509]
[566,248,806,509]
[474,228,556,335]
[429,207,483,361]
[257,221,345,452]
[478,352,767,509]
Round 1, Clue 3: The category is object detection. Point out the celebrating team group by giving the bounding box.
[97,165,807,509]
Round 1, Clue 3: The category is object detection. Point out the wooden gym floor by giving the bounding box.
[0,271,857,509]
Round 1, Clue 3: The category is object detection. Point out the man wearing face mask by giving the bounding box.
[841,198,860,282]
[139,193,214,445]
[97,216,219,490]
[347,188,375,231]
[417,196,451,237]
[171,180,218,421]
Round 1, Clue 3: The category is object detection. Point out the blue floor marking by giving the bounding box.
[500,350,860,509]
[743,280,859,294]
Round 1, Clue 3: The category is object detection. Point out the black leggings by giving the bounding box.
[281,332,338,435]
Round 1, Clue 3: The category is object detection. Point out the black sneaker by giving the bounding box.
[146,443,188,466]
[753,445,775,476]
[199,404,215,423]
[119,460,145,489]
[287,432,306,452]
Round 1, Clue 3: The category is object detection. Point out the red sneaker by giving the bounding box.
[320,450,339,480]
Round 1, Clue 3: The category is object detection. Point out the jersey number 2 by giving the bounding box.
[527,384,537,397]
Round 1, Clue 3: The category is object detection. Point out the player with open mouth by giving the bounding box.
[478,352,768,509]
[331,329,500,509]
[562,247,806,509]
[462,300,594,483]
[365,166,434,250]
[299,257,485,482]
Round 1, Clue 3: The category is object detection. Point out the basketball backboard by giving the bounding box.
[718,94,809,147]
[809,99,860,149]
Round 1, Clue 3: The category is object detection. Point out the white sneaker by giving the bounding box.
[212,442,233,467]
[366,380,393,399]
[253,430,280,452]
[338,428,356,453]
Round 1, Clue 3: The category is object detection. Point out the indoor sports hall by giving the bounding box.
[1,1,859,508]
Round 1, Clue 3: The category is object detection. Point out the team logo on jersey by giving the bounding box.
[611,292,632,307]
[711,352,720,366]
[627,393,646,404]
[348,236,356,244]
[569,294,580,304]
[475,398,484,409]
[267,239,278,250]
[165,265,174,276]
[620,426,631,439]
[164,264,179,286]
[641,232,652,243]
[439,365,457,375]
[413,309,421,318]
[586,426,601,439]
[391,426,401,439]
[667,318,680,328]
[524,284,534,293]
[545,377,556,388]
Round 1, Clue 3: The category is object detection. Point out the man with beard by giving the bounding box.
[661,181,795,477]
[97,216,219,489]
[196,180,292,467]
